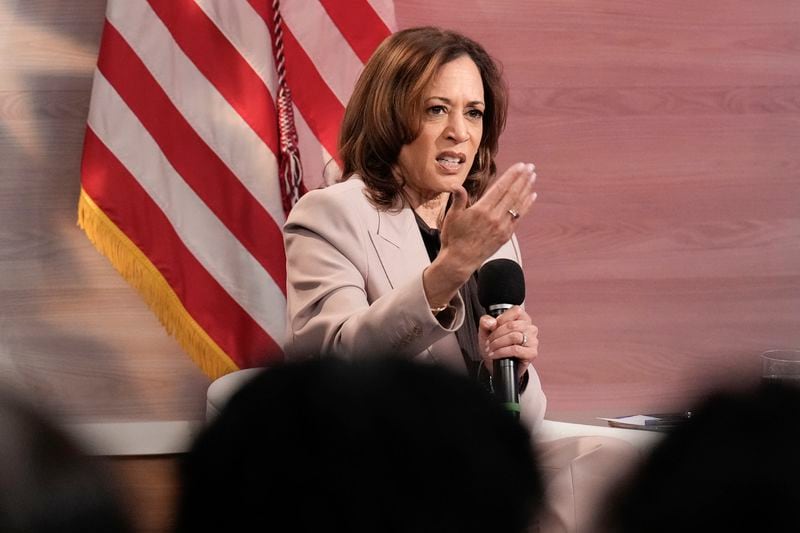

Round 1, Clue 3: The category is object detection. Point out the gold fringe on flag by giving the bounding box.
[77,188,239,380]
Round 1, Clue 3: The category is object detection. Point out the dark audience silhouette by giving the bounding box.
[175,358,544,533]
[0,387,132,533]
[597,382,800,533]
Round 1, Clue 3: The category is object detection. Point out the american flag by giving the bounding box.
[78,0,395,379]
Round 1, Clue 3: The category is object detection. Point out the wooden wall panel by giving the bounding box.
[397,0,800,416]
[108,456,179,533]
[0,0,797,426]
[0,0,210,422]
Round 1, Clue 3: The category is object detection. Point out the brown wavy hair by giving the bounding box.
[338,27,508,209]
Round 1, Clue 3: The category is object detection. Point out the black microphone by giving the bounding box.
[478,259,526,418]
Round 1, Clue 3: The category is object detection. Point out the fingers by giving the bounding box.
[449,185,469,213]
[486,330,538,361]
[480,162,526,207]
[486,306,529,334]
[484,307,539,362]
[513,185,538,220]
[486,325,538,357]
[480,162,537,213]
[478,315,497,357]
[505,165,537,220]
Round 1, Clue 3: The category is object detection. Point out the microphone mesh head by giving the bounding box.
[477,259,526,309]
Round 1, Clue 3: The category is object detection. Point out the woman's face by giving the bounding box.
[397,55,485,199]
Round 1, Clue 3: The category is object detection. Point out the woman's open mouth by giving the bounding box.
[435,152,466,172]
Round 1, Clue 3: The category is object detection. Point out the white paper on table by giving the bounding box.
[598,415,660,430]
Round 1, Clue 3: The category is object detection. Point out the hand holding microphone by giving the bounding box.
[478,259,540,417]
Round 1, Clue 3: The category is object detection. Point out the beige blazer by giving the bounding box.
[283,177,546,429]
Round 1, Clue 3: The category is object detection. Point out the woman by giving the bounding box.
[283,27,638,532]
[284,26,545,427]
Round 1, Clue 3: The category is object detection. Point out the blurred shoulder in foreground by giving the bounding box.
[597,383,800,533]
[0,386,132,533]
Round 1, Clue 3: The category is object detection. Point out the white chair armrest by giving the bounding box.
[534,419,662,453]
[206,368,264,421]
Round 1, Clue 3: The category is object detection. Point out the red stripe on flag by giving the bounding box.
[146,0,279,155]
[319,0,391,64]
[247,0,345,161]
[97,21,287,292]
[82,128,283,368]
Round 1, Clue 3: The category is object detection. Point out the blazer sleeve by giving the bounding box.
[283,186,465,361]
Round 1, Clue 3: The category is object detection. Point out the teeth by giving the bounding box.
[437,156,461,164]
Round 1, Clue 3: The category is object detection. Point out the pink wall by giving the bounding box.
[398,1,800,415]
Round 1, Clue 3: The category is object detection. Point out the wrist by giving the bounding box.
[429,303,452,314]
[431,248,474,285]
[422,255,468,310]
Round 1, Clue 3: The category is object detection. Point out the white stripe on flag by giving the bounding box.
[281,0,365,106]
[88,71,287,344]
[194,0,278,95]
[106,0,286,225]
[293,101,333,190]
[366,0,398,31]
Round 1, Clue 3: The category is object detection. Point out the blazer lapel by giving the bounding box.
[367,205,466,374]
[369,206,430,290]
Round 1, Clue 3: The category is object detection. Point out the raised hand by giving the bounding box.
[422,162,537,310]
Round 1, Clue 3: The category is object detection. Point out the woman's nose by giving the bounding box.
[445,115,470,143]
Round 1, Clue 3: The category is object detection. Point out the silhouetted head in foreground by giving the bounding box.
[0,387,132,533]
[598,383,800,533]
[176,358,543,533]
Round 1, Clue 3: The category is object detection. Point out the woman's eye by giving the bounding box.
[427,105,447,115]
[467,109,484,119]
